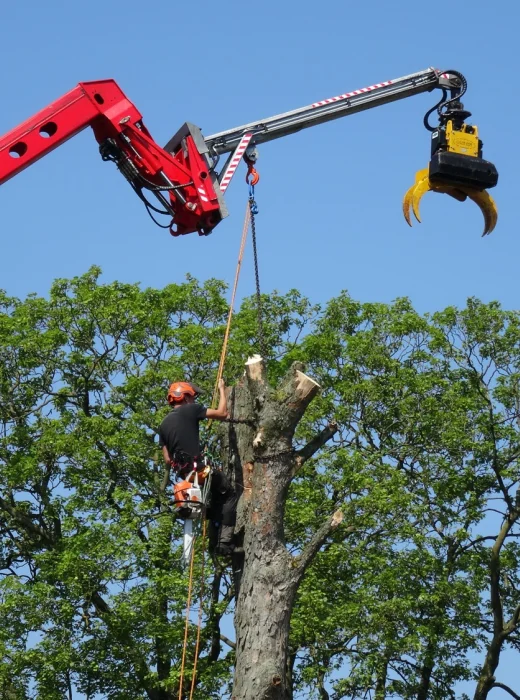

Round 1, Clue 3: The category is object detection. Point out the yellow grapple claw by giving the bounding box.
[462,188,498,236]
[403,168,429,226]
[403,184,415,227]
[404,95,498,235]
[403,173,497,236]
[411,172,433,224]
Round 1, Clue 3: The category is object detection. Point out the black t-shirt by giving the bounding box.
[158,403,207,459]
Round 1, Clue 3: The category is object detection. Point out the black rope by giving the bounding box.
[249,193,268,360]
[254,448,296,461]
[223,417,255,426]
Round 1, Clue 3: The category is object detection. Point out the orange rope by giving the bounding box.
[178,533,197,700]
[209,201,251,415]
[178,202,250,697]
[189,519,207,699]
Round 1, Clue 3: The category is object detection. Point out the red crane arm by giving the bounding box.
[0,80,224,236]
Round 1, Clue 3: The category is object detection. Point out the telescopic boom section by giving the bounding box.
[205,68,451,156]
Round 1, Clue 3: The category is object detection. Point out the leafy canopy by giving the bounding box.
[0,268,518,699]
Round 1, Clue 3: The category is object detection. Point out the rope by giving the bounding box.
[178,185,262,697]
[178,529,197,700]
[189,518,207,699]
[209,201,251,417]
[249,189,267,359]
[179,199,251,697]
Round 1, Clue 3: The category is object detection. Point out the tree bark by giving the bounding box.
[221,357,342,700]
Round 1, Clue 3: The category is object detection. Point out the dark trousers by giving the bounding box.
[206,471,238,553]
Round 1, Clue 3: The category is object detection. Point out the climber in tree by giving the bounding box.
[158,380,239,555]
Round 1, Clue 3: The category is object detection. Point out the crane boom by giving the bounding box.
[204,68,453,156]
[0,67,496,237]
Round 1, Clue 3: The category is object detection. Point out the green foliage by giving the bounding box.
[0,268,519,698]
[286,292,520,698]
[0,268,318,699]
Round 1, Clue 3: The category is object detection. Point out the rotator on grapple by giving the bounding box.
[403,70,498,235]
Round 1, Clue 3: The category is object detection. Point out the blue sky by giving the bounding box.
[0,0,517,696]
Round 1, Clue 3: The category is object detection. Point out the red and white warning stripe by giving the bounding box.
[198,186,209,203]
[312,80,394,108]
[219,133,253,193]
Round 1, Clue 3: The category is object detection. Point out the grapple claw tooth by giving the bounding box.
[411,173,432,223]
[461,188,498,236]
[403,167,498,236]
[403,185,415,227]
[403,168,429,227]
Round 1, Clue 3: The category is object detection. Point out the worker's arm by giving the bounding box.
[205,379,229,421]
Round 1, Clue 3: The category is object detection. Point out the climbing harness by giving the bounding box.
[173,459,212,563]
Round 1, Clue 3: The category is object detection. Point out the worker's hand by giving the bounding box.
[206,378,228,421]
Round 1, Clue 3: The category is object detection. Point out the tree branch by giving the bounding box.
[220,633,236,649]
[91,591,111,614]
[474,374,515,513]
[491,682,520,699]
[160,463,171,494]
[0,495,54,547]
[292,510,349,583]
[460,535,517,553]
[97,440,149,545]
[504,603,520,635]
[491,513,519,636]
[293,421,338,475]
[209,568,224,662]
[87,592,164,700]
[251,361,321,451]
[474,509,520,699]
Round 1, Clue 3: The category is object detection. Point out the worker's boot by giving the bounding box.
[215,524,236,555]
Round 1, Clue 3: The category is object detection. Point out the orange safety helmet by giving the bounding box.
[167,381,202,405]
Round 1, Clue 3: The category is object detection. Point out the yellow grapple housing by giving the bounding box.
[404,112,499,236]
[429,120,498,192]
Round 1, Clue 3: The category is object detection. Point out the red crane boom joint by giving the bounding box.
[0,80,226,237]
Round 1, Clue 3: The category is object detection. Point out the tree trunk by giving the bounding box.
[473,635,503,700]
[416,636,437,700]
[221,357,342,700]
[374,651,390,700]
[474,508,520,700]
[416,661,433,700]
